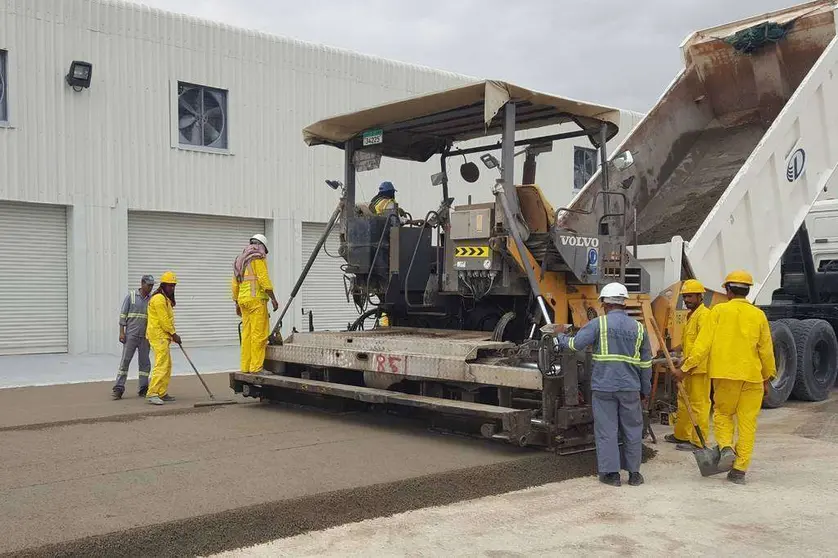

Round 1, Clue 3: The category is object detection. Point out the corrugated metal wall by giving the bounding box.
[0,0,473,219]
[0,0,474,354]
[0,0,641,355]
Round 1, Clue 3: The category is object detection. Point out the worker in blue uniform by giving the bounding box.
[552,282,653,487]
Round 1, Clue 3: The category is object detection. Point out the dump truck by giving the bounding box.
[232,0,838,449]
[577,0,838,410]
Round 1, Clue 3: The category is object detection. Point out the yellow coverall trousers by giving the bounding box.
[147,339,173,398]
[240,299,269,373]
[673,372,711,446]
[713,378,764,471]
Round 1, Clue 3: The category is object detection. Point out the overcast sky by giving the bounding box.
[131,0,795,112]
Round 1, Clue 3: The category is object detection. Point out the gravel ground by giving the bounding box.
[209,396,838,558]
[5,376,831,558]
[635,123,765,245]
[1,374,647,557]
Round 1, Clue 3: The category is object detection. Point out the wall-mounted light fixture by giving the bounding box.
[66,61,93,90]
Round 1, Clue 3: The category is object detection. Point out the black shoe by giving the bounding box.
[718,446,736,471]
[161,394,176,402]
[727,468,746,485]
[664,434,688,444]
[628,472,645,486]
[112,389,123,400]
[137,387,148,398]
[599,473,621,487]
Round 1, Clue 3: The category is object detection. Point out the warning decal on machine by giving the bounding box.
[455,246,490,257]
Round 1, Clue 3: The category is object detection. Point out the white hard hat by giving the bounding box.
[251,234,269,251]
[599,282,629,303]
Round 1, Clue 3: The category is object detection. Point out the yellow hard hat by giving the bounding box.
[681,279,705,294]
[723,270,753,286]
[160,271,178,284]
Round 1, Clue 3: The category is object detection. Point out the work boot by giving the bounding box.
[161,394,176,402]
[148,396,164,406]
[664,434,688,444]
[628,472,645,486]
[676,442,701,452]
[718,446,736,471]
[599,473,621,487]
[727,468,746,485]
[137,387,148,398]
[111,389,123,400]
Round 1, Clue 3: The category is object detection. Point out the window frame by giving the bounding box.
[0,49,9,126]
[170,80,232,154]
[573,146,599,191]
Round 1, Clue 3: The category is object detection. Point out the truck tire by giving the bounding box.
[789,319,838,402]
[763,321,798,408]
[774,318,800,329]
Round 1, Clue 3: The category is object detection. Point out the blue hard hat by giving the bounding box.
[379,181,396,193]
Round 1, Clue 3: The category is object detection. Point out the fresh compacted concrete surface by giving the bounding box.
[0,374,608,557]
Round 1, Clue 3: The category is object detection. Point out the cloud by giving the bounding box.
[130,0,796,112]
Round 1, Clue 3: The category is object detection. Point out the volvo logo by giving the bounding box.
[559,235,599,248]
[786,148,806,182]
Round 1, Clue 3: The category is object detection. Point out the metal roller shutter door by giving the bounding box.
[0,201,68,355]
[301,222,361,331]
[128,212,265,347]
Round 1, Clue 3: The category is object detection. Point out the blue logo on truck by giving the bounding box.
[786,148,806,182]
[588,248,598,274]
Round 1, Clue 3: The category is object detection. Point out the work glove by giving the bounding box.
[171,333,182,345]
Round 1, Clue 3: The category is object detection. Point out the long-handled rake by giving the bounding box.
[178,344,238,408]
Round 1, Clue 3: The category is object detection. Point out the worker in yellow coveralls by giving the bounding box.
[233,234,279,373]
[678,270,775,484]
[146,271,181,405]
[668,279,712,451]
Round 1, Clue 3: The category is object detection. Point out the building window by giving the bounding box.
[573,146,599,191]
[177,82,228,150]
[0,50,8,123]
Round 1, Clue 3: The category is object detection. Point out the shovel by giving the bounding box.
[649,320,728,477]
[178,344,238,408]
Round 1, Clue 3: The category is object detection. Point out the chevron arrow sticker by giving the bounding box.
[455,246,490,258]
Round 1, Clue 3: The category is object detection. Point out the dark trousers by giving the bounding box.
[592,390,643,474]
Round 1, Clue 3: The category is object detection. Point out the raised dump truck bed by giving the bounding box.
[559,0,838,408]
[635,123,767,246]
[560,0,838,295]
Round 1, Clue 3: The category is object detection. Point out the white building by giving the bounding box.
[0,0,641,366]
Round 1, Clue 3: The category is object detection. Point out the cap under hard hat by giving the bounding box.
[251,233,269,252]
[379,181,396,194]
[141,274,155,285]
[160,271,178,284]
[723,270,754,287]
[681,279,705,295]
[599,282,629,304]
